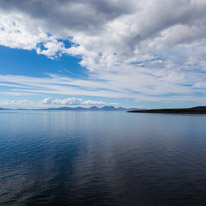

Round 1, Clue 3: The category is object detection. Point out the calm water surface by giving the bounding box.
[0,111,206,205]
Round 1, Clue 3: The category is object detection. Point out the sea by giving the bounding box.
[0,110,206,205]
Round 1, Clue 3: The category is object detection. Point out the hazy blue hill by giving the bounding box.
[73,107,88,110]
[43,106,130,111]
[0,107,10,110]
[101,106,117,111]
[46,107,87,111]
[89,106,100,111]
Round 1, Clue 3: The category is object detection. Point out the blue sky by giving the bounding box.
[1,0,206,109]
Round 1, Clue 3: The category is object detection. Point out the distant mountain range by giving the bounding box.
[128,106,206,114]
[0,106,139,111]
[45,106,127,111]
[2,106,206,113]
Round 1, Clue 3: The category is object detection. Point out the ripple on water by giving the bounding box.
[0,111,206,205]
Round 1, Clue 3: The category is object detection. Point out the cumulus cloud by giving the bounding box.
[1,0,206,70]
[42,97,53,104]
[0,11,48,50]
[42,97,83,105]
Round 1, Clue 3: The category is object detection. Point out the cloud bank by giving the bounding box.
[42,97,117,106]
[1,0,206,70]
[1,0,206,106]
[0,97,118,109]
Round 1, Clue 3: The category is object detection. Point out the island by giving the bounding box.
[128,106,206,114]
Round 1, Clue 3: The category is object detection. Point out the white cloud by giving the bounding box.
[0,68,206,105]
[36,40,66,58]
[43,97,83,105]
[0,99,32,109]
[0,11,48,50]
[0,97,118,108]
[42,97,117,106]
[42,97,53,104]
[10,100,31,104]
[1,0,206,70]
[1,0,206,106]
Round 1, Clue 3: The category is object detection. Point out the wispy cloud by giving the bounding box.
[1,67,206,105]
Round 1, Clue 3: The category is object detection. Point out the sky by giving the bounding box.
[1,0,206,109]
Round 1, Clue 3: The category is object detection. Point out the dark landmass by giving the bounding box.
[128,106,206,114]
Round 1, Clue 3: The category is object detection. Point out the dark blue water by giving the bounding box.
[0,111,206,205]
